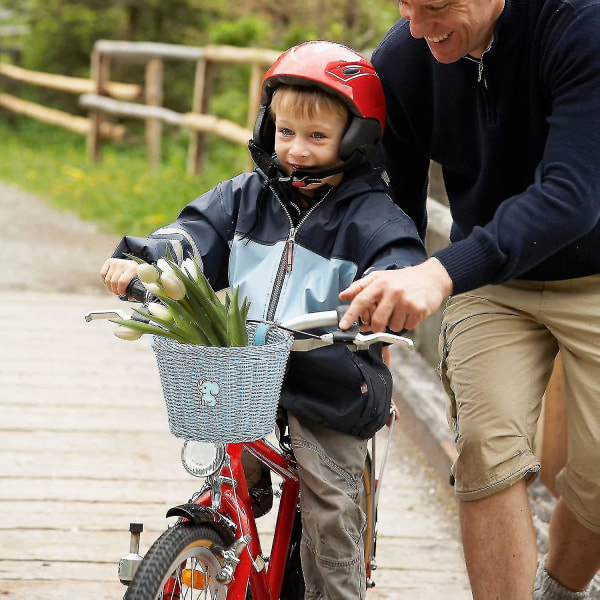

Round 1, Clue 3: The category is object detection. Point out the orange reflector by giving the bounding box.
[181,568,207,590]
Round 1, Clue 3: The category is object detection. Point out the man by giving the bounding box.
[339,0,600,597]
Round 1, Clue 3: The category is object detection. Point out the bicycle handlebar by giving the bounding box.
[85,277,414,352]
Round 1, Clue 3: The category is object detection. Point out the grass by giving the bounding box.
[0,116,248,236]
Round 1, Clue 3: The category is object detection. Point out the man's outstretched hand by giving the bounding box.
[338,258,453,332]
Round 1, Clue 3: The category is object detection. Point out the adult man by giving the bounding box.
[339,0,600,597]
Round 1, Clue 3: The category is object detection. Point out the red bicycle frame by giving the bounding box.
[191,440,300,600]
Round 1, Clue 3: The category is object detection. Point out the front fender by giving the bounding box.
[166,503,236,541]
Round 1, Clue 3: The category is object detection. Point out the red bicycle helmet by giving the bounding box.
[252,40,386,166]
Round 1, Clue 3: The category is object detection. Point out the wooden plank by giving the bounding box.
[0,93,125,139]
[0,63,141,100]
[93,40,279,65]
[79,93,183,125]
[0,477,194,503]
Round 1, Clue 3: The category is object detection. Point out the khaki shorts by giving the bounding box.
[438,275,600,533]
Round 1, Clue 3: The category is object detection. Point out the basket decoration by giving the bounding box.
[151,322,293,443]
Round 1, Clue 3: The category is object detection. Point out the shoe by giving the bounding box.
[248,465,273,518]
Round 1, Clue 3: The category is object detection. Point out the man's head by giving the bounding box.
[398,0,505,63]
[251,41,386,188]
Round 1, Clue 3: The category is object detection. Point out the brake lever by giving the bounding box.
[351,332,414,351]
[84,309,129,322]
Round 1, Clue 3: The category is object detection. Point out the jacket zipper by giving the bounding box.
[464,35,494,85]
[265,188,333,321]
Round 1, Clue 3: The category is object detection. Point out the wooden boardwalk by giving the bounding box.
[0,290,471,599]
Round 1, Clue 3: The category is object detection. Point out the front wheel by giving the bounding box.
[125,523,235,599]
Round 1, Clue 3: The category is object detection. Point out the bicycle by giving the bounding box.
[85,280,414,599]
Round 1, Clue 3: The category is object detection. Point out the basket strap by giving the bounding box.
[253,322,271,346]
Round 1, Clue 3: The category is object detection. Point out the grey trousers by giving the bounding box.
[287,411,368,600]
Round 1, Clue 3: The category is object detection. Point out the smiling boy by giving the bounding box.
[102,41,426,598]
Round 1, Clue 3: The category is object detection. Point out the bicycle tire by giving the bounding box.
[125,523,235,600]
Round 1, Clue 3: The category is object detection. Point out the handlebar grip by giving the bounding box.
[125,277,148,303]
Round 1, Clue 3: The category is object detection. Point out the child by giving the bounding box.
[102,40,426,599]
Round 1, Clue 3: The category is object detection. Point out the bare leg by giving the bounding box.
[545,498,600,591]
[461,480,538,599]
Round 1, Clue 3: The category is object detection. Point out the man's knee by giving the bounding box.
[452,428,541,500]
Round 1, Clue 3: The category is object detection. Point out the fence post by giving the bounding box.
[187,57,207,175]
[539,353,568,497]
[0,46,22,125]
[87,48,110,163]
[145,59,164,170]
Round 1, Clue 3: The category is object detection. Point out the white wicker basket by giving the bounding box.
[151,323,293,443]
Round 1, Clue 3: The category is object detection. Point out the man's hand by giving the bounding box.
[338,257,453,332]
[100,258,139,296]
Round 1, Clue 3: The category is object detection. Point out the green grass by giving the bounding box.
[0,117,248,236]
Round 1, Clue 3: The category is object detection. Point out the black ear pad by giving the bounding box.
[252,105,276,154]
[339,118,382,162]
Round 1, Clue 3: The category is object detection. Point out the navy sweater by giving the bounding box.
[373,0,600,294]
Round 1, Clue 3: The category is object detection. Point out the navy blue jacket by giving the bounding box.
[113,165,426,438]
[373,0,600,294]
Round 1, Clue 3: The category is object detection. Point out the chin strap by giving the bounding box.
[248,139,366,188]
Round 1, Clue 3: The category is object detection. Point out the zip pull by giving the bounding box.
[286,237,295,271]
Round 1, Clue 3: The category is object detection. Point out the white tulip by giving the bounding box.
[143,282,167,297]
[148,302,175,323]
[161,273,186,300]
[138,263,159,284]
[114,326,143,341]
[157,258,177,279]
[183,258,202,283]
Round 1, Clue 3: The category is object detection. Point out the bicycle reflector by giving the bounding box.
[181,441,226,478]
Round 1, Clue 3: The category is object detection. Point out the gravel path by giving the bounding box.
[1,181,119,295]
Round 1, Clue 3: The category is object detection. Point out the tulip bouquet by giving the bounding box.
[111,255,250,347]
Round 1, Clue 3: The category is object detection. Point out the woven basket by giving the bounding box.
[151,323,293,443]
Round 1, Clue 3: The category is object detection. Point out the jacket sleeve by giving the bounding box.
[112,179,242,291]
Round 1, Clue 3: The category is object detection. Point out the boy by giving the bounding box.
[102,41,426,598]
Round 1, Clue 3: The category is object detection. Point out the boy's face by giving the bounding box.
[274,103,346,196]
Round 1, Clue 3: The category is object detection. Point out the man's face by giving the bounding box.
[398,0,504,63]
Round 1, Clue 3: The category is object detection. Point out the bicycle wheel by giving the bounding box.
[125,523,235,600]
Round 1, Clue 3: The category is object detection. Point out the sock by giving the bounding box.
[534,556,591,599]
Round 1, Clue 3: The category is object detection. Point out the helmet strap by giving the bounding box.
[248,139,367,189]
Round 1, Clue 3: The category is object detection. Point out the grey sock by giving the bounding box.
[534,556,591,600]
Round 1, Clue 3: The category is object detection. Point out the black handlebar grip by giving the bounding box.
[125,277,148,303]
[336,304,354,325]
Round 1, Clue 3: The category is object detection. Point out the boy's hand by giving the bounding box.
[101,258,139,297]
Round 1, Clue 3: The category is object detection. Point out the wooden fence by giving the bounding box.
[0,60,140,141]
[81,40,280,174]
[0,40,281,174]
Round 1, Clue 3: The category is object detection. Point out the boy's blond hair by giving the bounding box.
[270,85,349,124]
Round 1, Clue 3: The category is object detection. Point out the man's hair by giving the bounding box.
[270,85,349,125]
